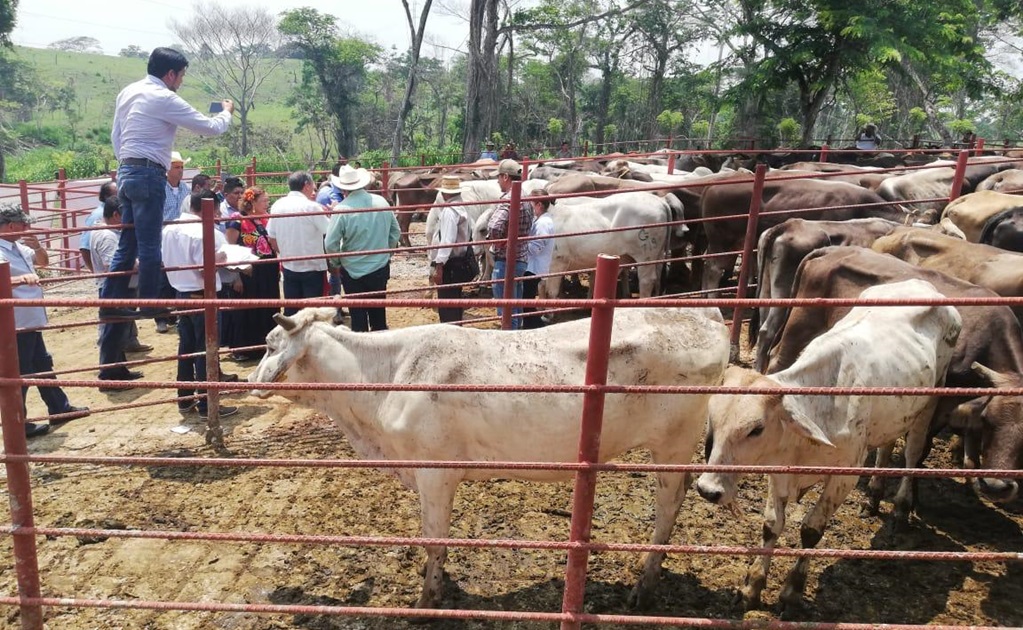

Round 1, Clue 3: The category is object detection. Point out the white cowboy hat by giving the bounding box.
[169,151,191,165]
[331,165,373,191]
[437,175,462,194]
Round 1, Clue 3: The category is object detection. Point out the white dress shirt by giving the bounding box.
[526,213,555,276]
[90,221,139,290]
[266,191,329,272]
[111,75,231,169]
[430,204,471,265]
[161,214,226,293]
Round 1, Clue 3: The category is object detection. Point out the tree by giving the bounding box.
[278,8,380,158]
[119,45,148,59]
[48,36,102,54]
[391,0,434,165]
[633,0,698,138]
[0,0,22,179]
[462,0,501,160]
[170,2,286,155]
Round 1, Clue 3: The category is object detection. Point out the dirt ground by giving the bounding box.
[1,230,1022,630]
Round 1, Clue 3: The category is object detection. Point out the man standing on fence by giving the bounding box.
[325,166,401,332]
[267,171,329,317]
[0,203,90,438]
[102,47,233,321]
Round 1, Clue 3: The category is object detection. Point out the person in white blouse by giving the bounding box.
[522,190,555,329]
[102,47,233,322]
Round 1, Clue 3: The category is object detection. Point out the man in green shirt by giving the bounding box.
[325,166,401,331]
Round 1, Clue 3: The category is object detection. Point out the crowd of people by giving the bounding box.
[4,46,561,440]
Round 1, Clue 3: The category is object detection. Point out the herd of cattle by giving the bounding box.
[248,149,1023,614]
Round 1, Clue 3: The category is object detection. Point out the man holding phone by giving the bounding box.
[103,47,234,321]
[209,101,224,114]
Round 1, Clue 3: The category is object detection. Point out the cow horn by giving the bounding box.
[273,313,297,331]
[971,362,1011,388]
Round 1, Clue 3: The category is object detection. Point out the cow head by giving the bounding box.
[248,308,339,399]
[949,362,1022,503]
[696,367,835,506]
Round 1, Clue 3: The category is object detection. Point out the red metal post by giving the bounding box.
[501,180,522,330]
[583,141,589,157]
[975,137,985,156]
[819,144,830,162]
[667,152,676,175]
[420,153,426,166]
[57,169,69,264]
[380,162,391,203]
[18,180,29,216]
[949,150,970,203]
[521,158,530,181]
[559,254,619,630]
[665,135,672,150]
[215,159,223,187]
[0,263,45,630]
[245,163,255,189]
[729,163,767,357]
[201,197,225,450]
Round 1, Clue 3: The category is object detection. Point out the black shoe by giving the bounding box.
[178,400,199,413]
[98,307,140,322]
[97,371,144,392]
[198,405,239,419]
[25,422,50,438]
[50,405,90,426]
[124,341,154,353]
[219,372,240,383]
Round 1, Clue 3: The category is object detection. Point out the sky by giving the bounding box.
[12,0,472,60]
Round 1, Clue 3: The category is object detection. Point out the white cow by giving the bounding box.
[696,280,961,612]
[474,191,686,301]
[249,306,730,609]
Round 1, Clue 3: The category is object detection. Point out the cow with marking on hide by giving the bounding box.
[249,306,730,610]
[761,246,1022,506]
[697,280,961,613]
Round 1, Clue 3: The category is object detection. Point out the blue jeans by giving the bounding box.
[492,259,527,329]
[282,268,327,316]
[101,164,167,301]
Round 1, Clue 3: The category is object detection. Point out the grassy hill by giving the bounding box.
[13,45,305,146]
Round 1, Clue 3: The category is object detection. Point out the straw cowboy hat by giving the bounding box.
[170,151,191,165]
[437,175,462,195]
[331,165,373,191]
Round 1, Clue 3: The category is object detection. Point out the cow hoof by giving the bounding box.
[627,584,652,610]
[735,589,760,611]
[779,596,807,620]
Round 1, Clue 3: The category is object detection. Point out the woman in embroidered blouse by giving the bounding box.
[223,186,280,362]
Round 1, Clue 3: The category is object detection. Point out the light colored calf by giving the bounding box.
[250,306,730,609]
[696,280,961,612]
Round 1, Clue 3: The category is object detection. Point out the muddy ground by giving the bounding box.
[1,233,1021,629]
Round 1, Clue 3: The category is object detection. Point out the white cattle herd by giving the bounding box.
[248,150,1023,614]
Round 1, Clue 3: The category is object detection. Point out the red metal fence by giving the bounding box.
[1,147,1022,628]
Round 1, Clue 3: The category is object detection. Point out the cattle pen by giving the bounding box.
[1,147,1022,629]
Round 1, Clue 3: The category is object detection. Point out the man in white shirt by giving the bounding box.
[161,190,239,418]
[102,47,233,322]
[267,171,329,316]
[79,181,117,271]
[0,203,89,438]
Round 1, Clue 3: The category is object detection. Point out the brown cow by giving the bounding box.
[978,168,1023,193]
[764,245,1021,504]
[751,217,903,368]
[391,166,494,247]
[699,176,909,294]
[940,190,1023,243]
[872,226,1023,324]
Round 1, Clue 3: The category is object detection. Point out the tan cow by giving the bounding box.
[939,190,1023,242]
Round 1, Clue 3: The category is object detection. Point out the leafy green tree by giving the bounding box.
[119,45,148,59]
[279,8,380,158]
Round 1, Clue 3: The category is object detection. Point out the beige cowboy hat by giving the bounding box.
[490,158,521,178]
[437,175,462,195]
[331,165,373,191]
[170,151,191,165]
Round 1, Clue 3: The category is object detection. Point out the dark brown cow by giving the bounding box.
[980,207,1023,252]
[750,217,902,369]
[391,166,494,247]
[699,176,909,293]
[764,246,1021,504]
[871,226,1023,324]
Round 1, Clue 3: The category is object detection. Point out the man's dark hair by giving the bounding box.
[103,196,122,221]
[289,171,313,192]
[98,181,117,203]
[147,47,189,78]
[190,189,218,214]
[223,176,244,193]
[191,173,210,191]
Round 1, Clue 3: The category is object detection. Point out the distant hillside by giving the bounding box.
[13,46,305,140]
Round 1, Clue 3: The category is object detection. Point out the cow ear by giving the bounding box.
[970,362,1013,388]
[273,313,297,332]
[949,396,993,429]
[779,395,836,448]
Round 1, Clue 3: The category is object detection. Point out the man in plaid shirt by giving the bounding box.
[487,159,533,329]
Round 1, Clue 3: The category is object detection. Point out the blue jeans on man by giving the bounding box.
[492,259,528,330]
[282,268,327,316]
[101,164,167,304]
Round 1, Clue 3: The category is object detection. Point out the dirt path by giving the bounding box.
[1,236,1021,629]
